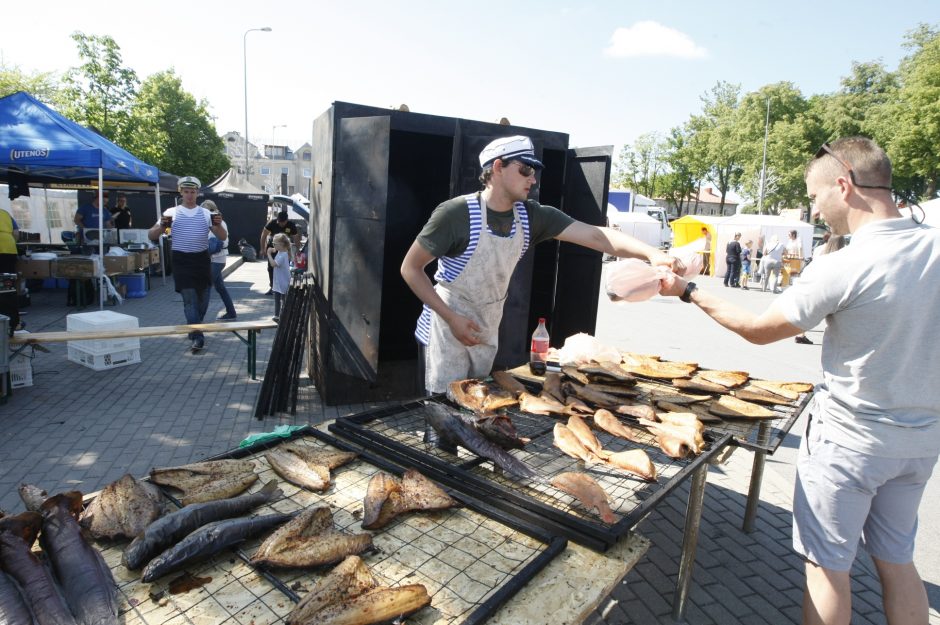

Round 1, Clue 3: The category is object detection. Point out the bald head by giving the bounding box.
[804,137,892,189]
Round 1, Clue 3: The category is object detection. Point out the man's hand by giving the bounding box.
[448,314,483,346]
[649,250,685,275]
[659,272,688,298]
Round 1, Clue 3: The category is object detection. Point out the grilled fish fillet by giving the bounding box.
[671,376,729,394]
[655,412,705,434]
[592,409,645,444]
[614,403,657,421]
[149,459,258,505]
[542,371,566,403]
[360,470,456,530]
[519,392,569,416]
[749,380,803,400]
[252,506,373,569]
[606,449,657,481]
[639,418,705,454]
[578,361,637,384]
[565,396,594,413]
[564,382,623,408]
[553,423,602,465]
[491,370,527,397]
[286,556,377,625]
[697,369,749,388]
[266,448,332,491]
[551,472,617,523]
[710,395,777,419]
[566,415,611,459]
[80,474,163,540]
[732,384,794,405]
[649,390,712,405]
[447,379,517,414]
[302,584,431,625]
[622,360,697,379]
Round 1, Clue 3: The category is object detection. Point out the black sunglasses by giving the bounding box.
[814,143,892,191]
[503,159,535,178]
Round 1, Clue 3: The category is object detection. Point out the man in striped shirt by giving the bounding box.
[149,176,227,352]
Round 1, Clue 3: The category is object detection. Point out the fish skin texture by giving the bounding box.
[551,472,617,523]
[80,474,163,540]
[360,470,456,531]
[285,556,377,625]
[149,459,258,505]
[251,506,373,569]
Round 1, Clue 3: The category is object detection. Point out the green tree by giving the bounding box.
[659,123,705,216]
[0,65,62,103]
[127,70,229,182]
[691,81,745,213]
[61,32,139,142]
[868,24,940,199]
[816,62,898,140]
[612,132,664,198]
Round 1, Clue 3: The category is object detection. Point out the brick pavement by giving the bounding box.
[2,261,938,625]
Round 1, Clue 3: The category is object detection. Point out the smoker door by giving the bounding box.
[551,146,612,344]
[330,115,391,381]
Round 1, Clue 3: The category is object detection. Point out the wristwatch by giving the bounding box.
[680,281,698,303]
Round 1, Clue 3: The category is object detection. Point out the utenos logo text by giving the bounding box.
[11,148,49,160]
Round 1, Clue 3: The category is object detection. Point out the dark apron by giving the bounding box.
[171,250,211,292]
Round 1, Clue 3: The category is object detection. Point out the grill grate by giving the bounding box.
[332,398,731,550]
[97,427,564,625]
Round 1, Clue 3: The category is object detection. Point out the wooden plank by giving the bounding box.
[10,321,278,345]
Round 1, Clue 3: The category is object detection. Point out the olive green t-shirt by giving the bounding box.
[417,195,575,258]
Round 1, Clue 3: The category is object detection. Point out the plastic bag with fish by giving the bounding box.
[605,258,669,303]
[555,333,621,366]
[668,239,705,277]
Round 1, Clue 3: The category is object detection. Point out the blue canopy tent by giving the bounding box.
[0,91,164,307]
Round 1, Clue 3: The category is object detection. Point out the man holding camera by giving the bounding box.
[149,176,227,352]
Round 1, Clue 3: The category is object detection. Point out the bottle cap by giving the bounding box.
[538,317,546,323]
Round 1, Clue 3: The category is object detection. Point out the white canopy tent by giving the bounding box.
[710,214,814,279]
[605,205,662,248]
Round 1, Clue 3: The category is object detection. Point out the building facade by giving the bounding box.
[222,131,313,199]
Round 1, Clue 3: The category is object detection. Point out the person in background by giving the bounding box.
[267,233,292,322]
[701,226,712,275]
[740,239,753,290]
[723,231,742,288]
[111,193,132,229]
[761,235,785,293]
[148,176,226,352]
[813,231,832,259]
[74,191,114,233]
[0,207,19,274]
[660,137,940,625]
[401,135,682,394]
[260,209,300,295]
[785,228,804,259]
[202,200,237,321]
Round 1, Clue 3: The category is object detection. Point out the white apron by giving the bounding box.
[424,195,526,393]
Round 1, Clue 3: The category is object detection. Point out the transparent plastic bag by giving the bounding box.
[605,258,669,302]
[668,240,705,277]
[556,333,622,365]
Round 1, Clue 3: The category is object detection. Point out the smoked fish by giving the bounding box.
[551,472,617,524]
[360,470,456,531]
[252,506,373,569]
[80,474,163,540]
[285,556,377,625]
[149,459,258,505]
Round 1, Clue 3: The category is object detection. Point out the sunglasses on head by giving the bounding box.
[814,143,892,191]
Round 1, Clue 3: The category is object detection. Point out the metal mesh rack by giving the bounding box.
[94,427,564,625]
[332,399,731,551]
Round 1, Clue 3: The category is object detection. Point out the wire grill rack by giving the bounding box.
[94,427,564,625]
[332,398,731,551]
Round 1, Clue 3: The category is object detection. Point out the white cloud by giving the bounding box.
[605,21,708,59]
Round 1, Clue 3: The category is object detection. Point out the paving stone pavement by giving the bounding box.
[2,262,938,625]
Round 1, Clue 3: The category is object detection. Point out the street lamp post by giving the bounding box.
[243,27,272,179]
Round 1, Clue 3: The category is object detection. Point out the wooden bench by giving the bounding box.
[10,321,278,379]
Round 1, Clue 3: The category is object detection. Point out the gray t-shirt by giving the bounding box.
[771,218,940,457]
[417,195,575,258]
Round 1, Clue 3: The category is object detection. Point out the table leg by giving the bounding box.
[249,330,257,380]
[672,463,708,622]
[742,421,770,533]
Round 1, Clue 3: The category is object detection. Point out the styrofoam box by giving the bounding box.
[67,311,140,353]
[10,355,32,388]
[67,345,141,371]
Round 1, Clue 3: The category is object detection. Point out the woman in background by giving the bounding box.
[267,233,292,322]
[202,200,237,321]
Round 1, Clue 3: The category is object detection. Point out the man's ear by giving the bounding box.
[836,175,853,200]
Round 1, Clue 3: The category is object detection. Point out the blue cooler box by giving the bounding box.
[116,273,147,298]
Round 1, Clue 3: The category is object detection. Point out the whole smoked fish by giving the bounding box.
[252,506,373,569]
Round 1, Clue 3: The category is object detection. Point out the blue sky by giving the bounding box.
[2,1,936,154]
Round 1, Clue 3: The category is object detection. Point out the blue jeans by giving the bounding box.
[210,262,236,317]
[180,287,209,340]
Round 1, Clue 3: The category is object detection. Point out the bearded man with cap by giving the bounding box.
[401,135,682,394]
[149,176,227,352]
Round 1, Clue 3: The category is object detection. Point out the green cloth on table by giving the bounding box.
[239,424,305,448]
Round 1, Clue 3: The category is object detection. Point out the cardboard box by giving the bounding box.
[16,258,52,279]
[52,257,99,279]
[104,255,137,274]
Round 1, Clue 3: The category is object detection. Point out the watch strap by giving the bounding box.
[680,281,698,303]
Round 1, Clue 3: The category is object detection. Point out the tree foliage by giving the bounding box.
[612,132,665,198]
[60,32,139,143]
[126,71,230,183]
[0,65,63,103]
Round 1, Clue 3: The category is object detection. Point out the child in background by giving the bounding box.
[267,233,292,321]
[740,240,753,290]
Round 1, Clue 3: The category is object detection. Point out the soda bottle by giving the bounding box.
[529,317,550,375]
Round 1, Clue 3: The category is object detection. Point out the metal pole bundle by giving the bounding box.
[254,272,313,419]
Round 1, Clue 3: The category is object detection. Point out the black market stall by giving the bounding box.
[306,102,614,405]
[199,168,270,255]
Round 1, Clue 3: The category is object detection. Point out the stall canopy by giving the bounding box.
[0,91,159,186]
[200,168,270,252]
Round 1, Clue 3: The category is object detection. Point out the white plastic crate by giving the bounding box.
[67,311,140,353]
[10,355,32,388]
[67,345,141,371]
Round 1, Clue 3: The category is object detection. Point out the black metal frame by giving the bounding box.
[195,425,567,625]
[330,399,731,551]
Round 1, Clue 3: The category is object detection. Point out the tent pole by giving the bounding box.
[43,187,51,243]
[154,183,165,286]
[98,169,105,310]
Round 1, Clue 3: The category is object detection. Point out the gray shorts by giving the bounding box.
[793,416,937,571]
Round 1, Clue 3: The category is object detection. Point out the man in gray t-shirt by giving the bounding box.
[661,137,940,625]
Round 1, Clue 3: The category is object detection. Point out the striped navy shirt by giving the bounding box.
[415,194,530,345]
[171,207,212,253]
